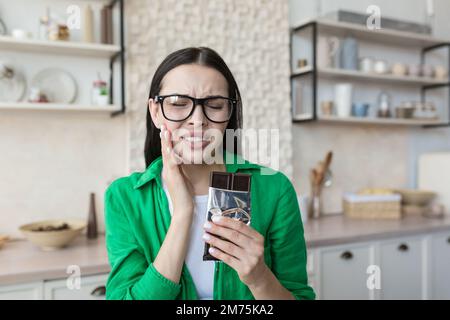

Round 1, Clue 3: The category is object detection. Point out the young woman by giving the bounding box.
[104,47,315,300]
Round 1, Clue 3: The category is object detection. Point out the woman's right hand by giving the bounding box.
[160,124,194,218]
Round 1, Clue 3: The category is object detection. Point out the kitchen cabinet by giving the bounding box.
[0,281,44,300]
[379,236,424,299]
[430,232,450,299]
[0,273,108,300]
[44,273,108,300]
[308,230,450,300]
[317,243,374,300]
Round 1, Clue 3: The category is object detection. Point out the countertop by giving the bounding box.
[0,235,109,286]
[304,214,450,248]
[2,214,450,285]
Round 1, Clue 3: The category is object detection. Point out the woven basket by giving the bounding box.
[343,193,402,219]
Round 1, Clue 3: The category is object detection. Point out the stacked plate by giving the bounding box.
[30,68,77,103]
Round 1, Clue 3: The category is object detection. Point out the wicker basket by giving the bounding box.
[343,193,402,219]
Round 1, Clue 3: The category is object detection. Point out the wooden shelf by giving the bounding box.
[0,35,121,58]
[317,68,449,86]
[293,114,314,121]
[293,19,450,48]
[290,19,450,127]
[291,66,313,77]
[291,67,450,85]
[0,102,122,112]
[318,115,445,126]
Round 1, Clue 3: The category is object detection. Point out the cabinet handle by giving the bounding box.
[91,285,106,297]
[398,243,409,252]
[340,251,353,260]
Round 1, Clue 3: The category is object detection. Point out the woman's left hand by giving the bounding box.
[203,216,269,287]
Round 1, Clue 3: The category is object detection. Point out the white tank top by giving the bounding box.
[162,178,215,300]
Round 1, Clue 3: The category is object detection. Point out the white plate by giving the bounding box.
[0,69,26,102]
[31,68,77,103]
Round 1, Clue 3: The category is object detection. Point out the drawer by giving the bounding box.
[320,243,373,300]
[379,236,424,300]
[44,273,108,300]
[0,281,44,300]
[431,232,450,299]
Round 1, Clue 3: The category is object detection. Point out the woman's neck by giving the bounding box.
[181,163,226,196]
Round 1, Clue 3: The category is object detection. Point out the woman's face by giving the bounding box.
[149,64,230,164]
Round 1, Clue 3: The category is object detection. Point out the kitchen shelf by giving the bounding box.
[294,18,450,48]
[318,115,445,126]
[317,68,449,86]
[291,66,314,77]
[0,102,121,112]
[0,0,125,116]
[290,19,450,128]
[0,35,121,58]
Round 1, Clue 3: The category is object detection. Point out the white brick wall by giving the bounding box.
[126,0,293,178]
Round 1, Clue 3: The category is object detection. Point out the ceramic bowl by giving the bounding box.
[19,219,86,251]
[393,189,437,206]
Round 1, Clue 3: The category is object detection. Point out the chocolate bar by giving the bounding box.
[203,172,251,261]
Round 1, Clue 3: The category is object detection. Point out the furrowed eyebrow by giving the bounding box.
[165,93,227,99]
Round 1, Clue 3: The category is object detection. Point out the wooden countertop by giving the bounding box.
[2,214,450,285]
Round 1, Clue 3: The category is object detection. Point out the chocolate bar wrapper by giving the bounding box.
[203,172,251,261]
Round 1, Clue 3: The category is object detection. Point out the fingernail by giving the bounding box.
[159,132,162,139]
[166,147,170,153]
[164,131,169,140]
[212,216,222,223]
[209,247,215,254]
[202,233,210,240]
[203,222,212,229]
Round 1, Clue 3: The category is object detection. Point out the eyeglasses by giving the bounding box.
[154,94,237,123]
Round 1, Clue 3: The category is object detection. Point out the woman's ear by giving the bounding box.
[148,98,160,129]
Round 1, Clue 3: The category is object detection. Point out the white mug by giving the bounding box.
[373,60,388,74]
[11,29,32,40]
[334,83,353,117]
[434,65,448,80]
[359,57,374,73]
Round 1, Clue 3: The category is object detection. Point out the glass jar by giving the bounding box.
[377,91,391,118]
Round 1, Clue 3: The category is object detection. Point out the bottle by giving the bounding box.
[38,7,50,40]
[87,193,98,239]
[83,5,94,43]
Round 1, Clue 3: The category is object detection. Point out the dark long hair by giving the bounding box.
[144,47,243,168]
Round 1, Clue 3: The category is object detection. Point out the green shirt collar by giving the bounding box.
[133,151,260,189]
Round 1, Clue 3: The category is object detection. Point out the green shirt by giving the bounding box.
[104,152,315,300]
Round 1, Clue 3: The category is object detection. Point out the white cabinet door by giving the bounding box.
[431,232,450,299]
[44,273,108,300]
[0,282,44,300]
[379,236,424,300]
[320,243,374,300]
